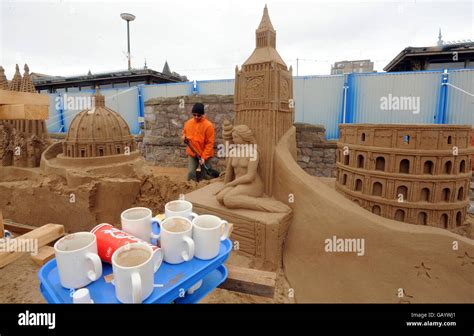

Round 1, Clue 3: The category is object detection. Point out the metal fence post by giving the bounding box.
[194,80,199,95]
[344,73,354,124]
[58,93,65,133]
[137,85,145,125]
[435,69,449,124]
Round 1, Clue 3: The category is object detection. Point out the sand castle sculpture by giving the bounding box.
[0,64,49,168]
[336,124,472,229]
[186,6,474,302]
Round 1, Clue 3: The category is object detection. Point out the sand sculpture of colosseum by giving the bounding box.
[336,124,472,229]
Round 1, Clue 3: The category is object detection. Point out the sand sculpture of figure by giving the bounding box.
[0,124,13,166]
[215,120,290,213]
[26,134,44,168]
[12,129,27,167]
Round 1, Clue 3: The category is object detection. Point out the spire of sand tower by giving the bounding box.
[9,64,22,91]
[0,66,8,90]
[258,4,275,32]
[20,64,37,93]
[255,4,276,49]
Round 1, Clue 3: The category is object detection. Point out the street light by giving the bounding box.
[120,13,136,71]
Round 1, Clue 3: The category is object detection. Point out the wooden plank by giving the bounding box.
[31,246,55,266]
[3,219,38,235]
[0,90,49,106]
[218,264,276,298]
[0,104,49,120]
[0,223,64,268]
[0,210,3,238]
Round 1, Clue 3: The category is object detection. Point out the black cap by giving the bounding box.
[192,103,205,115]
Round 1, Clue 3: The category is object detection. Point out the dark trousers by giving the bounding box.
[187,156,213,181]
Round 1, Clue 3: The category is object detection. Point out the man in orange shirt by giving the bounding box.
[182,103,215,181]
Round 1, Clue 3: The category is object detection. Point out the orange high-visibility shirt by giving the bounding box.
[182,116,215,160]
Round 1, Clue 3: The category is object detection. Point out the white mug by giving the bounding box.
[192,215,230,260]
[165,200,198,221]
[54,232,103,289]
[112,242,163,304]
[121,207,160,243]
[160,216,195,264]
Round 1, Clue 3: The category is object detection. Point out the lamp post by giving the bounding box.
[120,13,136,71]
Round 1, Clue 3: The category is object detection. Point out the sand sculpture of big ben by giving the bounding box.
[234,5,294,196]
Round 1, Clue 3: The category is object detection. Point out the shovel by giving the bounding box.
[184,138,220,179]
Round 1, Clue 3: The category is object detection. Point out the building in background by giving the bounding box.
[32,61,188,93]
[331,59,374,75]
[384,29,474,72]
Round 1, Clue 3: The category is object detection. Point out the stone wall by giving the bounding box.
[295,123,337,177]
[144,95,234,171]
[143,95,337,177]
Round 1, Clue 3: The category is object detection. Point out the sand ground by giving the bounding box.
[0,166,294,304]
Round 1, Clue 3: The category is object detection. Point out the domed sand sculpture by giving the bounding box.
[62,89,136,159]
[186,5,474,302]
[41,87,145,182]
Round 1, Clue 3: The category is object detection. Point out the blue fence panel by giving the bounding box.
[196,79,235,95]
[350,71,443,125]
[445,69,474,125]
[142,82,194,101]
[44,70,474,138]
[57,87,140,134]
[45,93,63,133]
[293,75,344,139]
[102,87,141,134]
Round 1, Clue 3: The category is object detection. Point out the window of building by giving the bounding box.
[458,187,464,201]
[397,185,408,201]
[417,212,427,225]
[355,179,363,191]
[421,188,430,202]
[372,205,381,215]
[344,154,350,165]
[423,160,434,174]
[442,188,451,202]
[440,214,449,229]
[399,159,410,174]
[375,157,385,171]
[372,182,383,196]
[395,209,405,222]
[444,161,452,174]
[456,211,462,227]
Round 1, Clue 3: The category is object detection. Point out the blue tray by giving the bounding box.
[39,238,232,304]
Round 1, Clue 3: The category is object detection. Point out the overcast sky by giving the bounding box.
[1,0,473,81]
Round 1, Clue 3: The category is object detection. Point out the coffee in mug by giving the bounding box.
[192,215,230,260]
[121,207,160,243]
[160,216,195,264]
[112,243,163,304]
[164,200,198,221]
[54,232,103,289]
